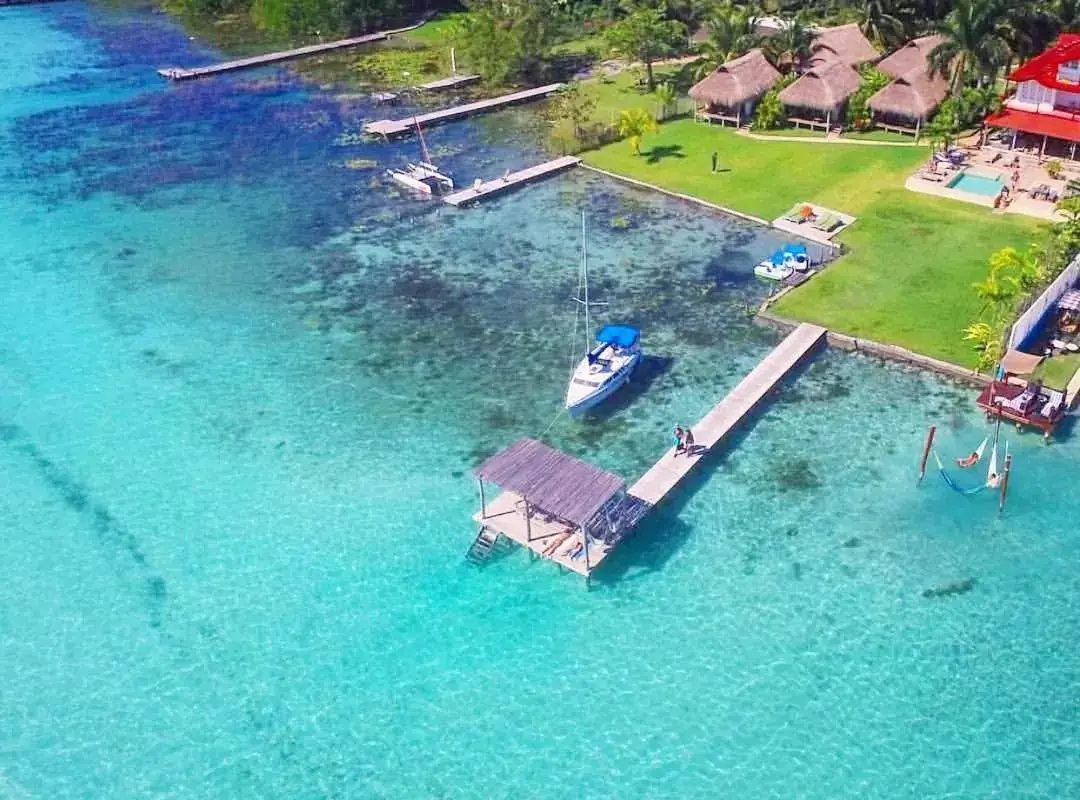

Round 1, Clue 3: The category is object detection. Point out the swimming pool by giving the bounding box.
[948,169,1006,196]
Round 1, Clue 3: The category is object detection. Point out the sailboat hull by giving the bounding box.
[566,352,641,416]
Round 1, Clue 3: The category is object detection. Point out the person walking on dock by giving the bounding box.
[683,426,695,455]
[673,425,685,456]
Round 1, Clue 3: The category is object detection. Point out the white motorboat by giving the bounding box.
[565,214,642,417]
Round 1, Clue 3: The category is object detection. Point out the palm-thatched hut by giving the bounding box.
[689,49,781,126]
[876,35,947,79]
[868,69,949,136]
[779,59,862,129]
[808,23,878,68]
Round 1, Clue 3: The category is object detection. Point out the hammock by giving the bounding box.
[933,451,987,495]
[955,437,987,469]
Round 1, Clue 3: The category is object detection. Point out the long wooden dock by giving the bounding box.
[364,83,564,137]
[443,156,581,206]
[157,20,425,81]
[628,323,827,506]
[417,74,481,91]
[469,323,827,581]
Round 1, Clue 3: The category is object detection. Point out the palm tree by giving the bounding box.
[858,0,907,50]
[929,0,1010,94]
[962,321,1006,371]
[617,107,659,155]
[654,82,677,121]
[972,260,1019,314]
[693,3,762,80]
[1052,0,1080,33]
[764,13,815,73]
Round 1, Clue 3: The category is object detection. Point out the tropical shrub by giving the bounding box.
[616,107,659,155]
[752,73,796,131]
[1047,159,1064,180]
[845,66,891,130]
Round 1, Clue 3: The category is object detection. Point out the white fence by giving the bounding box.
[1008,254,1080,351]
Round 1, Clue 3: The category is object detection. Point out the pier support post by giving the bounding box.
[582,525,590,572]
[478,479,487,519]
[999,454,1012,513]
[524,496,532,542]
[918,425,936,485]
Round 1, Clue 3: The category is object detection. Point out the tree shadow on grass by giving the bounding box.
[644,144,685,164]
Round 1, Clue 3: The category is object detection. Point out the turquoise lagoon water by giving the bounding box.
[947,170,1006,198]
[2,4,1079,798]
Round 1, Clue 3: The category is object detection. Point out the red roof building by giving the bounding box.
[986,35,1080,155]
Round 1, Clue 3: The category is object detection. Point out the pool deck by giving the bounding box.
[905,159,1065,221]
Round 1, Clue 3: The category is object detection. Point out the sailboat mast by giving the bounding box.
[415,117,432,165]
[582,211,590,351]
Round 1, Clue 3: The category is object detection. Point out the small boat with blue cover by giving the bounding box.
[564,213,642,416]
[566,324,642,416]
[754,244,810,280]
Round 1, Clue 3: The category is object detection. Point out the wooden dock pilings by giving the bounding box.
[363,83,564,137]
[443,157,581,206]
[156,20,426,81]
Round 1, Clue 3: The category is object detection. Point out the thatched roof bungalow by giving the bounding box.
[779,59,862,126]
[868,70,949,133]
[876,35,947,79]
[689,49,781,125]
[809,23,877,68]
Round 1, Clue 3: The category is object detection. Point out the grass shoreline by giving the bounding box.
[578,119,1044,369]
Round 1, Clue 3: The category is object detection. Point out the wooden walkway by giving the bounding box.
[443,156,580,206]
[628,323,827,506]
[417,74,481,91]
[364,83,564,137]
[157,20,425,81]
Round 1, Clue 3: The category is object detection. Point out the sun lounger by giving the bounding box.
[1042,392,1064,419]
[810,213,840,232]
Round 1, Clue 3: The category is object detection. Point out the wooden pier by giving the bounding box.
[417,74,481,91]
[364,83,564,137]
[443,156,581,206]
[470,323,827,580]
[156,20,425,81]
[628,323,827,506]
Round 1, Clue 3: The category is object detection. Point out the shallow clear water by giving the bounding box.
[948,170,1005,197]
[2,4,1079,798]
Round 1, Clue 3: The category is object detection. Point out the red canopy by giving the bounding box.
[985,107,1080,144]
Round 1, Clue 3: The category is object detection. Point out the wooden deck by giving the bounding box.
[628,323,827,506]
[156,20,425,81]
[474,490,613,576]
[417,74,481,91]
[364,83,564,137]
[443,156,580,206]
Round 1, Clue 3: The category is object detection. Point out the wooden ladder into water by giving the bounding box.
[466,528,500,564]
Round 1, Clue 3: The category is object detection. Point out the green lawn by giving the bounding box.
[843,129,921,144]
[582,120,1045,367]
[1034,353,1080,390]
[753,127,828,139]
[401,12,466,46]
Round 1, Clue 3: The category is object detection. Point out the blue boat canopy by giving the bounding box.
[596,324,640,347]
[783,243,808,256]
[771,251,786,266]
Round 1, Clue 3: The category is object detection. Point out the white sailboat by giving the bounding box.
[565,213,642,417]
[387,117,453,196]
